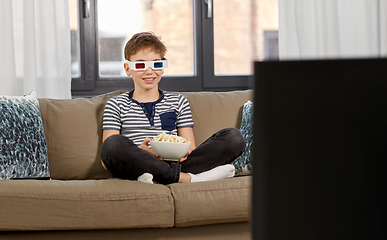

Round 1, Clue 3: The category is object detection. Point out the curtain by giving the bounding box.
[278,0,387,60]
[0,0,71,99]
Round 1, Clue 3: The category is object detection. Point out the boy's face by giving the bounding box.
[124,48,164,92]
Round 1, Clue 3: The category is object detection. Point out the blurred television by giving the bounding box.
[253,58,387,240]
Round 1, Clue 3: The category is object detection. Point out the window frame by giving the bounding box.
[201,0,254,89]
[71,0,252,96]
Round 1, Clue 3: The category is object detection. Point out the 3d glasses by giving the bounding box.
[125,60,168,71]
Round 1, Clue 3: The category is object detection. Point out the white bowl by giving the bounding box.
[150,141,191,161]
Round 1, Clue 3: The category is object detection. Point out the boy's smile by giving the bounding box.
[142,76,156,83]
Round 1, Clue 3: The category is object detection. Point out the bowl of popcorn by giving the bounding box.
[150,133,191,161]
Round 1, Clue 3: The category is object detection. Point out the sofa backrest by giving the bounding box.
[38,90,253,180]
[38,90,126,180]
[180,90,253,146]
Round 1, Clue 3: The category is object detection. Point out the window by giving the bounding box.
[70,0,278,96]
[214,0,279,75]
[97,0,194,77]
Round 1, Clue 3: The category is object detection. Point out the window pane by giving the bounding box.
[97,0,194,77]
[214,0,278,75]
[68,0,80,77]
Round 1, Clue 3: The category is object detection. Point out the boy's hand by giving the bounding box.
[139,137,163,160]
[177,150,192,163]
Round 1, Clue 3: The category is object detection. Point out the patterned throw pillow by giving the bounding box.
[232,100,253,176]
[0,92,50,179]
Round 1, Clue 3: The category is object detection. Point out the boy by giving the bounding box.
[101,32,245,184]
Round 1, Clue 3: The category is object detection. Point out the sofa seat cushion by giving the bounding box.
[169,176,251,227]
[0,179,174,231]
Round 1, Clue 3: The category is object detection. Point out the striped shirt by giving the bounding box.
[102,89,194,146]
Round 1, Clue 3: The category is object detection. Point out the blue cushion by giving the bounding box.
[232,100,253,176]
[0,92,50,179]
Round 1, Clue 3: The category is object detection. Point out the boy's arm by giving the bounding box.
[101,129,120,170]
[177,126,196,151]
[102,129,120,143]
[177,127,196,163]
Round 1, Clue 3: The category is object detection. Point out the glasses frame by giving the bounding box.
[125,60,168,71]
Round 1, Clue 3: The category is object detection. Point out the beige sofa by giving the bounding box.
[0,90,253,240]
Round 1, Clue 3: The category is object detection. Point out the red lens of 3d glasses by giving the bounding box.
[135,63,146,69]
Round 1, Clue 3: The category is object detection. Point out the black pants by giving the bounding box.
[101,128,245,184]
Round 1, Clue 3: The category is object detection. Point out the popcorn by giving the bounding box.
[152,132,189,143]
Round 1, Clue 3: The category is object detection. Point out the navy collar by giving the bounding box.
[128,89,164,104]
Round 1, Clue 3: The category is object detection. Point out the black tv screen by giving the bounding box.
[253,58,387,240]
